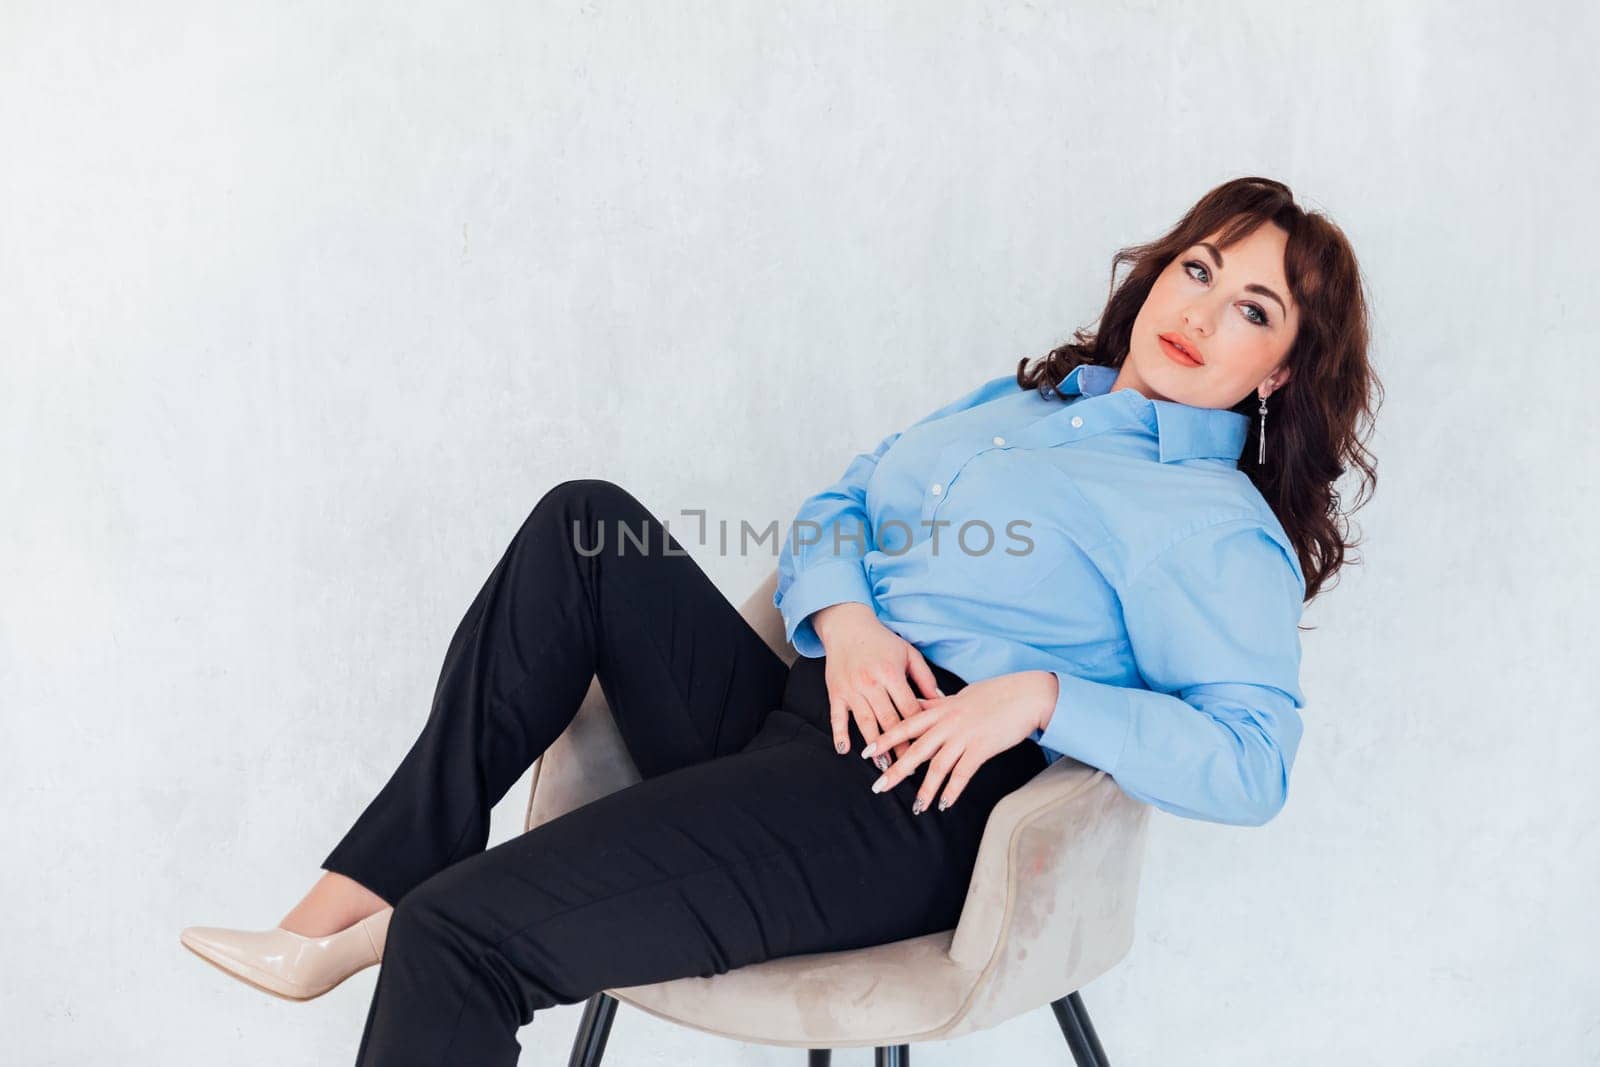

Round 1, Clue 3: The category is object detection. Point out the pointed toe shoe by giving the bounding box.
[179,907,392,1001]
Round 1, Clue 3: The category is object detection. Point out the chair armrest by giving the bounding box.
[946,756,1151,1025]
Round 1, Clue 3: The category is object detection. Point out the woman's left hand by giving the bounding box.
[861,670,1056,814]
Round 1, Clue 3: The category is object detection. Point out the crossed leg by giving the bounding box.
[318,479,1043,1065]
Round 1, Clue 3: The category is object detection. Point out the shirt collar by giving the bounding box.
[1055,363,1249,464]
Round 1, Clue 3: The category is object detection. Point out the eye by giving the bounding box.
[1182,259,1272,328]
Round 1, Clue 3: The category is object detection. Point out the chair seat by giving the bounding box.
[607,928,979,1048]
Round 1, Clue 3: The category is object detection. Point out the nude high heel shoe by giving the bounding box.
[179,907,393,1001]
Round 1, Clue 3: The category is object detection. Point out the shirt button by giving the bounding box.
[992,435,1005,446]
[1070,416,1084,428]
[930,483,943,496]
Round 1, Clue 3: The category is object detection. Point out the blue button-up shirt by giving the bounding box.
[774,363,1307,826]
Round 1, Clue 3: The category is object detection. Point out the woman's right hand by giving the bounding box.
[812,602,943,768]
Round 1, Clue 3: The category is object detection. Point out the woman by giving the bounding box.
[180,176,1377,1065]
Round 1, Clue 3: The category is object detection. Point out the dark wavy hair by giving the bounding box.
[1014,176,1379,605]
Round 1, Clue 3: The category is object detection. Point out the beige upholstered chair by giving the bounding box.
[524,568,1152,1066]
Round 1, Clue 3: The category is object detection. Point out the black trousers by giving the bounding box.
[322,479,1047,1066]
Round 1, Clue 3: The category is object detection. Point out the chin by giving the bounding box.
[1136,355,1180,403]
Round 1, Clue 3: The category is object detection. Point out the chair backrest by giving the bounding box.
[734,569,798,668]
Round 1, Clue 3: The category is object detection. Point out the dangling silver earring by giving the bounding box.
[1257,390,1269,464]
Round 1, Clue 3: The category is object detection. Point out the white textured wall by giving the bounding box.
[4,2,1596,1063]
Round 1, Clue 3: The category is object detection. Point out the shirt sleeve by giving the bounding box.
[1030,517,1308,826]
[774,373,1015,657]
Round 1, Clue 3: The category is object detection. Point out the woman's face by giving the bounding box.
[1118,222,1300,409]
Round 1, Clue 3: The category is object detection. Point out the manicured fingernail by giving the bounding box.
[836,740,847,754]
[911,798,926,815]
[860,743,876,758]
[874,756,889,771]
[935,688,945,697]
[938,799,950,811]
[871,775,887,793]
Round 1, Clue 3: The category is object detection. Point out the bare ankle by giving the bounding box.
[279,871,390,937]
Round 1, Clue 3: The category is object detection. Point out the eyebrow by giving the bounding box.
[1196,242,1288,317]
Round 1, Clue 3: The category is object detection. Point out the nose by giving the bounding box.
[1181,304,1214,336]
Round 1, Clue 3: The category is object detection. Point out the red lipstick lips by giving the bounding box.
[1159,333,1204,366]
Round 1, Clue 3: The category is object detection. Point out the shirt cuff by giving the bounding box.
[1031,669,1135,774]
[775,560,876,658]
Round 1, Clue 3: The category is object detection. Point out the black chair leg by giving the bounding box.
[808,1051,831,1066]
[1051,991,1110,1067]
[1068,991,1109,1065]
[567,992,619,1067]
[873,1045,910,1066]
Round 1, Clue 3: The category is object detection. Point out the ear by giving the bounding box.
[1264,364,1292,394]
